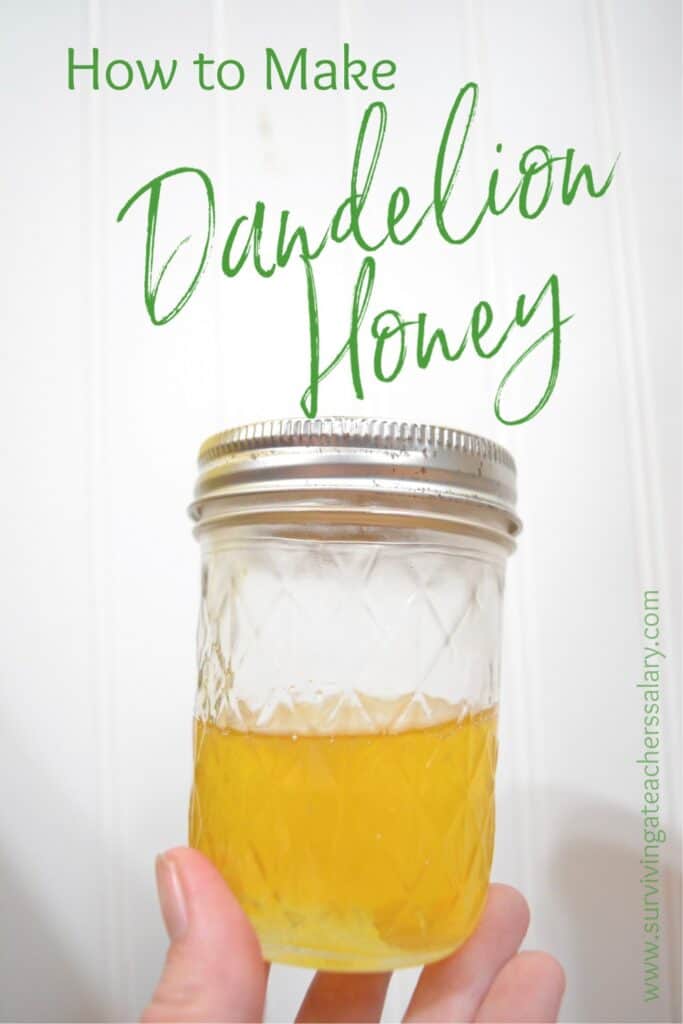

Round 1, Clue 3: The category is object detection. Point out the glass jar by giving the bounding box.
[188,417,520,972]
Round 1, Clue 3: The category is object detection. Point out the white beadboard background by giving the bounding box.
[0,2,680,1022]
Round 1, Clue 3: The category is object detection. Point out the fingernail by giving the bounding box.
[155,853,189,942]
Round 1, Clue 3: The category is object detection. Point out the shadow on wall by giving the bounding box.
[523,789,681,1024]
[0,711,155,1024]
[0,696,112,1023]
[0,701,192,1024]
[0,845,104,1024]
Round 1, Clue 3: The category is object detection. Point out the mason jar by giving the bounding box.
[188,417,520,972]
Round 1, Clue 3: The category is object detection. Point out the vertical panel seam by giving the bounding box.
[588,1,679,1014]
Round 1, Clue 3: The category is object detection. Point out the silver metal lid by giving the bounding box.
[190,417,520,540]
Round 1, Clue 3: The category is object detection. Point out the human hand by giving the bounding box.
[142,848,564,1023]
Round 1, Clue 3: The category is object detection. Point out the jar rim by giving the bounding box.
[190,416,521,543]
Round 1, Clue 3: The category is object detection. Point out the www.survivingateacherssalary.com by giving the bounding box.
[69,45,618,426]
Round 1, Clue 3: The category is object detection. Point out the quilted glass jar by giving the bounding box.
[188,417,520,971]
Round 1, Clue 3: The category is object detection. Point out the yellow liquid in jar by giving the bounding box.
[189,704,498,971]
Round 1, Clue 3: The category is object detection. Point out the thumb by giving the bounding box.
[141,847,268,1023]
